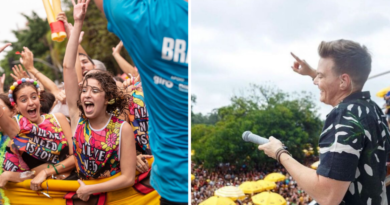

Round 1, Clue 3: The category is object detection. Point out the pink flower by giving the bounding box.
[107,133,117,147]
[101,133,118,151]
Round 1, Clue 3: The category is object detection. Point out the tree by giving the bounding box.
[191,84,323,170]
[191,94,220,125]
[1,12,54,89]
[1,1,135,91]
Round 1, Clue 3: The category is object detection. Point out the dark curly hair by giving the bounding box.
[77,70,129,118]
[39,91,56,114]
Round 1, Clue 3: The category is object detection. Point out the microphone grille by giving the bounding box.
[242,131,252,141]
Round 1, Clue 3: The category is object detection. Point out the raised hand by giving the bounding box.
[56,12,68,24]
[10,65,29,81]
[112,41,124,56]
[55,90,67,104]
[0,43,11,53]
[123,75,138,88]
[290,52,316,78]
[57,12,71,36]
[20,47,35,71]
[72,0,90,21]
[63,22,85,44]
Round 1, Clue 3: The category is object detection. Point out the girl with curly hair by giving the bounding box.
[63,0,136,202]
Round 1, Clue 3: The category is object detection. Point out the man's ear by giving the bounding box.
[339,73,352,91]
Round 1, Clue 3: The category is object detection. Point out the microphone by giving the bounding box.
[242,131,288,149]
[242,131,269,145]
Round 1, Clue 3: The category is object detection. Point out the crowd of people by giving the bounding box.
[191,156,318,205]
[0,0,189,204]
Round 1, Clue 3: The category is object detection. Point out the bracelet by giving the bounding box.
[274,148,284,160]
[53,165,59,175]
[277,150,292,164]
[47,164,59,175]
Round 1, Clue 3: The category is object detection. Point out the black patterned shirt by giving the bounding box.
[317,91,390,205]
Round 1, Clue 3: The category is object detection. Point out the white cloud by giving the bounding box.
[192,0,390,119]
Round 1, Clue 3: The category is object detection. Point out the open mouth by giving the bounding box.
[27,108,37,118]
[82,70,88,77]
[84,101,95,114]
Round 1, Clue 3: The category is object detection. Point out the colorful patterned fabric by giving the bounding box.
[0,132,9,169]
[128,90,151,154]
[2,150,30,172]
[317,91,390,204]
[11,114,69,164]
[73,116,125,179]
[1,132,30,172]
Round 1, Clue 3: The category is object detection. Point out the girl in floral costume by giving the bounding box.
[0,75,75,191]
[63,0,136,203]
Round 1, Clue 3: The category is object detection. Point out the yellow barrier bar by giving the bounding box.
[6,158,153,191]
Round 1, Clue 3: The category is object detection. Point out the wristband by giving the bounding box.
[274,148,284,160]
[47,164,59,175]
[277,150,292,164]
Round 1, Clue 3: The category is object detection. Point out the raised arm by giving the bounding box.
[112,41,138,77]
[76,122,136,201]
[0,74,5,94]
[57,12,84,84]
[19,47,66,103]
[0,43,12,94]
[290,52,317,79]
[0,43,11,53]
[63,0,90,133]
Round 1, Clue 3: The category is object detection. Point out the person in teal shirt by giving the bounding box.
[93,0,188,204]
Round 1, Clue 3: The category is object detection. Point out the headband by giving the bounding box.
[8,78,40,106]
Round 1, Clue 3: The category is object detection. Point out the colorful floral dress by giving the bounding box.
[0,132,13,173]
[3,114,69,172]
[73,115,124,179]
[128,90,151,154]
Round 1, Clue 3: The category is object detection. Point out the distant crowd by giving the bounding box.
[191,156,318,205]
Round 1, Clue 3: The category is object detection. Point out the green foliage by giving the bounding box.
[191,84,323,169]
[1,0,134,90]
[191,94,220,125]
[1,12,54,88]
